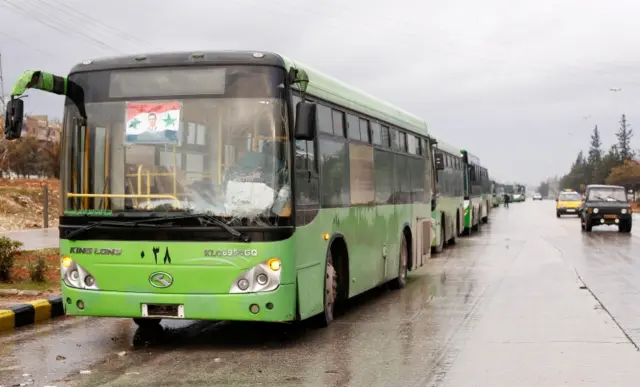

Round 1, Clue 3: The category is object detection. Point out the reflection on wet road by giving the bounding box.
[3,201,640,386]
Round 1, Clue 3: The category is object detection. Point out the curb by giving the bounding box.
[0,296,64,332]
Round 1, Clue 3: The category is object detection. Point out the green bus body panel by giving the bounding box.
[431,196,463,247]
[61,203,428,321]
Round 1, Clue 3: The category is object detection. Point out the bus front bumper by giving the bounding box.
[61,283,297,322]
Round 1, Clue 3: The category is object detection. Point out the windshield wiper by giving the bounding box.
[65,215,188,241]
[65,213,250,242]
[192,213,251,242]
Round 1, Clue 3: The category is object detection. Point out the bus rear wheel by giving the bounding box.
[390,233,408,290]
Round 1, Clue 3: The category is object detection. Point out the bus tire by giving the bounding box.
[471,209,479,231]
[133,318,162,329]
[315,249,338,327]
[389,233,408,290]
[448,213,458,245]
[482,203,489,223]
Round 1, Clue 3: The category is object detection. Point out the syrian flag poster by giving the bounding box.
[125,101,182,145]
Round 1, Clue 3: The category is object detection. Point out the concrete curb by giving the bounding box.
[0,296,64,332]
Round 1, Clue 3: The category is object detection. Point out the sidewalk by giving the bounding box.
[438,236,640,386]
[0,227,58,249]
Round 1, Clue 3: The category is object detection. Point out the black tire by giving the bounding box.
[448,216,458,245]
[133,318,162,328]
[619,221,632,233]
[314,250,338,327]
[471,210,479,231]
[556,211,561,218]
[389,233,408,290]
[585,218,593,232]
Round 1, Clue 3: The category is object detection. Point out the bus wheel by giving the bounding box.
[448,217,458,245]
[133,318,162,329]
[472,210,479,231]
[390,233,408,289]
[316,250,338,327]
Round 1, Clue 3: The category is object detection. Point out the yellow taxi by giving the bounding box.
[556,189,582,217]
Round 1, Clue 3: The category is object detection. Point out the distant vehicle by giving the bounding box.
[491,180,504,207]
[512,184,526,202]
[532,193,543,201]
[579,184,632,233]
[556,190,582,217]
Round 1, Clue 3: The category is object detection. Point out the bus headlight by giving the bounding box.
[593,208,599,214]
[61,256,99,290]
[230,258,281,294]
[621,208,628,214]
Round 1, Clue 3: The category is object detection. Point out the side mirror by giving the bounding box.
[4,98,24,140]
[434,152,445,170]
[294,102,316,141]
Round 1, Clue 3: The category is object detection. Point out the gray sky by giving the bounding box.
[1,0,639,184]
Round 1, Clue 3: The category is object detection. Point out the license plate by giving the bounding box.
[604,215,617,219]
[566,209,575,212]
[142,304,185,318]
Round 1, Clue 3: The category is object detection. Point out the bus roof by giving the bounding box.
[434,137,460,156]
[283,56,429,136]
[69,50,429,138]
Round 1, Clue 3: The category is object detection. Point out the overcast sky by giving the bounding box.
[1,0,639,184]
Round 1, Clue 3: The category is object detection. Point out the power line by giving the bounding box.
[1,0,125,54]
[34,0,159,51]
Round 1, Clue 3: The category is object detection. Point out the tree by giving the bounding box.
[560,150,587,191]
[587,125,603,183]
[606,159,640,188]
[616,114,634,161]
[597,145,622,184]
[537,180,550,197]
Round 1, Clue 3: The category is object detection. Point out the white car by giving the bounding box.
[533,193,543,201]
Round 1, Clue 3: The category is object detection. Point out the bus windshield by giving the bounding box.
[60,66,291,224]
[504,185,515,194]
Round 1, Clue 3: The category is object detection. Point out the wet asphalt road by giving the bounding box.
[3,201,640,386]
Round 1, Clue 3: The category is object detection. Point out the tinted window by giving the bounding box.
[359,118,370,142]
[381,125,390,147]
[319,138,350,206]
[371,122,382,145]
[407,134,417,155]
[374,150,394,204]
[389,128,399,149]
[332,110,345,137]
[395,155,411,204]
[398,132,407,152]
[346,113,360,140]
[317,104,333,134]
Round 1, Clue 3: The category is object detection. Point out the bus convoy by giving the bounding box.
[5,51,500,328]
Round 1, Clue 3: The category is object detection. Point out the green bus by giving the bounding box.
[461,149,491,234]
[430,139,464,253]
[4,51,440,327]
[491,180,504,207]
[512,184,526,202]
